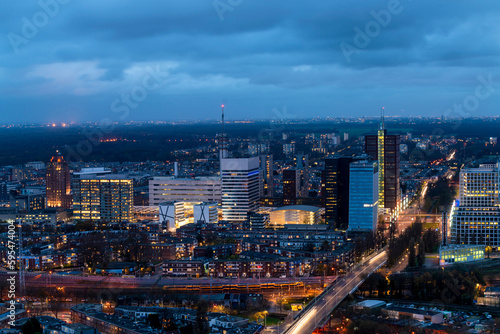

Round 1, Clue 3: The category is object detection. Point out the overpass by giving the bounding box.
[282,250,388,334]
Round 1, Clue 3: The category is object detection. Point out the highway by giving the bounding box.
[280,250,387,334]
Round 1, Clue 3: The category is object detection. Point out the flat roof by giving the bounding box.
[356,300,386,308]
[273,205,321,212]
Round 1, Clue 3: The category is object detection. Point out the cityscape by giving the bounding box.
[2,1,500,334]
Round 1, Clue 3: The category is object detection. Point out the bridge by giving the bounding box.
[281,250,388,334]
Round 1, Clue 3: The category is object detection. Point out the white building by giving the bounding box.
[194,202,218,223]
[450,162,500,247]
[269,205,321,226]
[221,157,260,222]
[439,244,485,266]
[348,160,378,232]
[159,201,185,231]
[149,176,221,206]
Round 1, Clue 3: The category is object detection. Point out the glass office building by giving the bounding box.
[348,160,378,232]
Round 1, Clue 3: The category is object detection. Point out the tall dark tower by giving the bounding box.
[46,153,71,209]
[364,108,400,210]
[322,157,354,230]
[218,104,229,162]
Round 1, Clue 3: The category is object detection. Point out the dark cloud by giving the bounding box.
[1,0,499,123]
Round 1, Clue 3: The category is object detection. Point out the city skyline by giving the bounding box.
[1,1,499,123]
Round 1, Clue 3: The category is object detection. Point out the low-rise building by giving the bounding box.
[382,306,444,324]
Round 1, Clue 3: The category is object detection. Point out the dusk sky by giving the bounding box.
[1,1,499,123]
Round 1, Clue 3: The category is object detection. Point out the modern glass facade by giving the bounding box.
[348,160,378,232]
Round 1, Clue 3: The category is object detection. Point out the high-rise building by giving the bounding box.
[46,154,72,209]
[259,154,274,198]
[72,169,133,223]
[149,176,221,206]
[221,157,260,222]
[365,119,400,210]
[450,162,500,247]
[283,168,300,206]
[322,157,354,230]
[294,154,309,197]
[348,160,378,232]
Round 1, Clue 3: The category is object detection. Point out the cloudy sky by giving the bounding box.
[1,0,500,123]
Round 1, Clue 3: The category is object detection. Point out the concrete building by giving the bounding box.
[194,202,218,223]
[269,205,321,226]
[365,119,401,211]
[283,168,300,206]
[149,176,221,206]
[382,306,444,324]
[450,162,500,247]
[348,160,378,232]
[259,154,274,198]
[439,244,485,266]
[159,201,185,231]
[46,154,72,209]
[221,157,260,222]
[322,157,354,230]
[72,169,133,223]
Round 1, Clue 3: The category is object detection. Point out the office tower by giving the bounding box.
[294,154,309,197]
[221,157,260,222]
[72,168,133,223]
[365,117,400,210]
[46,154,72,209]
[322,157,354,230]
[159,201,185,231]
[450,162,500,247]
[194,202,218,223]
[348,160,378,232]
[149,176,221,206]
[283,168,300,206]
[259,154,274,198]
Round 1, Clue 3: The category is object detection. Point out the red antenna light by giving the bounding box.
[221,104,224,108]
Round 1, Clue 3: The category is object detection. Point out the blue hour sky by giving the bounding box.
[1,0,499,123]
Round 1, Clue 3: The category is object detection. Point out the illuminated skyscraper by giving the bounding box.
[365,114,400,210]
[348,160,378,232]
[259,154,274,198]
[46,154,71,209]
[72,168,133,223]
[221,157,260,222]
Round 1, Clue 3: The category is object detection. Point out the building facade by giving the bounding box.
[46,154,72,209]
[365,128,400,210]
[450,163,500,247]
[149,176,221,206]
[348,160,378,232]
[283,168,300,206]
[72,171,133,223]
[221,157,260,222]
[322,157,353,230]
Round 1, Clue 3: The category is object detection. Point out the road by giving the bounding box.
[278,250,387,334]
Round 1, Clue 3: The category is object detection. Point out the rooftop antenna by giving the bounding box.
[221,103,225,133]
[380,107,385,130]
